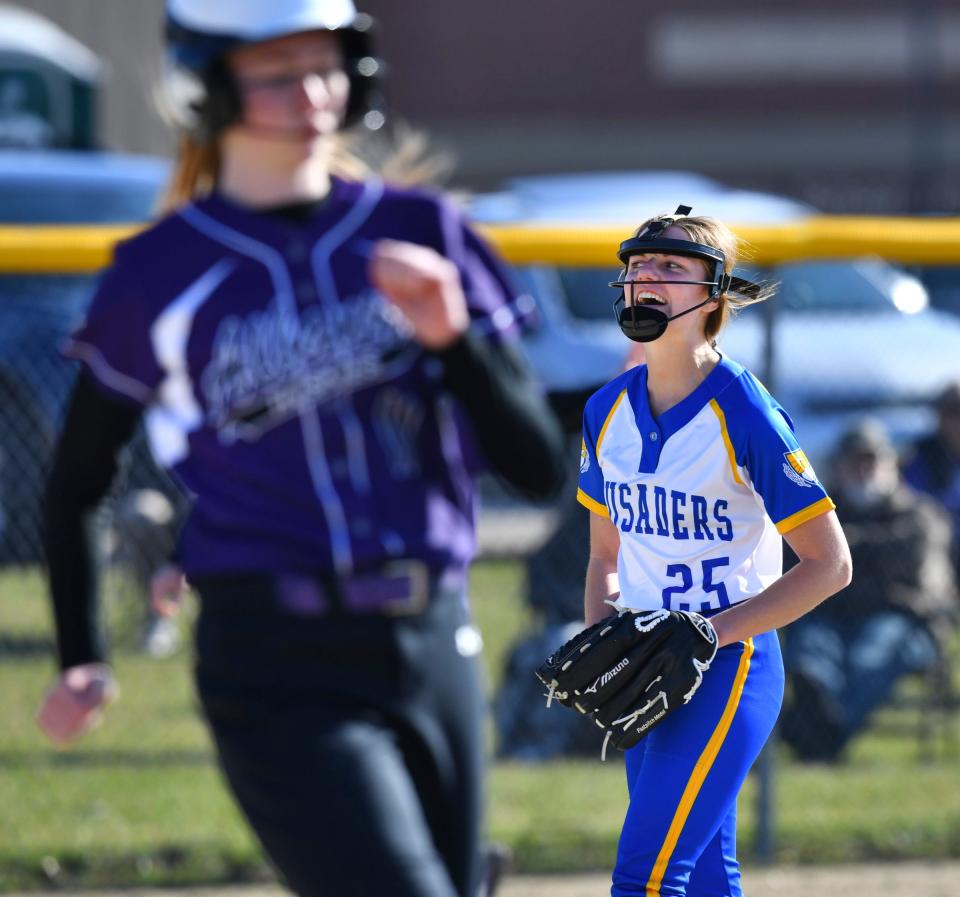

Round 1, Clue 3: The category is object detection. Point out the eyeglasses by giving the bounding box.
[236,69,344,94]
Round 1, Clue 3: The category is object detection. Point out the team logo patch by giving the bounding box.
[579,440,590,474]
[782,449,818,488]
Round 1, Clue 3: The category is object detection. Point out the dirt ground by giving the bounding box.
[11,860,959,897]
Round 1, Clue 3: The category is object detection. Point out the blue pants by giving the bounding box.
[613,630,784,897]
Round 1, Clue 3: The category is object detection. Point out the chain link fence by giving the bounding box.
[491,463,960,767]
[485,256,960,859]
[2,262,959,733]
[0,272,188,655]
[1,254,958,885]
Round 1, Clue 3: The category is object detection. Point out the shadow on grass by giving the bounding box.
[0,634,54,658]
[0,843,274,893]
[0,748,215,769]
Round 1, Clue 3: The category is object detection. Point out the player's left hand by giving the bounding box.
[369,239,470,349]
[36,662,118,746]
[536,608,718,757]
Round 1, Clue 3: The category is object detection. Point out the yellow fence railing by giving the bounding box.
[2,217,960,274]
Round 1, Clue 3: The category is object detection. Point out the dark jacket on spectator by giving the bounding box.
[814,483,957,647]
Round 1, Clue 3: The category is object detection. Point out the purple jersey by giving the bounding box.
[66,177,530,577]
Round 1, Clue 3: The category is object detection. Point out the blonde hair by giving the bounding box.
[159,125,451,214]
[626,213,776,343]
[161,135,219,211]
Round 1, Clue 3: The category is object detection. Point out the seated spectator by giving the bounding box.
[903,380,960,580]
[780,420,958,762]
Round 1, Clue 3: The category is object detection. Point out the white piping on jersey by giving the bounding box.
[179,201,351,570]
[438,195,465,265]
[180,204,297,319]
[438,194,528,339]
[308,180,385,498]
[300,406,354,573]
[64,341,153,405]
[310,179,384,305]
[336,397,371,493]
[146,258,236,466]
[469,288,535,337]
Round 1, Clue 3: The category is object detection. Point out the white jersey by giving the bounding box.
[578,355,834,614]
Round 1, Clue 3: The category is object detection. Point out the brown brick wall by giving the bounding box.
[7,0,957,211]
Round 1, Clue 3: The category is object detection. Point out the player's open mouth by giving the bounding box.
[632,291,667,305]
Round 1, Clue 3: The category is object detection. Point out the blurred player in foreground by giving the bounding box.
[576,209,851,895]
[36,2,565,895]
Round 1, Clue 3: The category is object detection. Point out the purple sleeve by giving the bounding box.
[437,198,536,343]
[63,245,164,407]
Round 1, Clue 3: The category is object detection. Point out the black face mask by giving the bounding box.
[607,205,763,343]
[612,291,716,343]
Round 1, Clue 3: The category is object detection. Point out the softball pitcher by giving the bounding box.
[578,210,852,896]
[35,3,566,895]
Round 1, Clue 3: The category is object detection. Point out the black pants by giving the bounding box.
[192,574,486,897]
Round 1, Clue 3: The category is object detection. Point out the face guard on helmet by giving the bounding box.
[165,0,386,141]
[608,204,762,343]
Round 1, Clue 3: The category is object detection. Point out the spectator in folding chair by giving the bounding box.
[903,380,960,581]
[781,419,958,762]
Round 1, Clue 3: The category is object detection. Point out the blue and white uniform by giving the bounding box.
[578,355,834,897]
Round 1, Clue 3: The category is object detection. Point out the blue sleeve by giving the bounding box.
[577,432,607,516]
[719,373,835,533]
[577,382,625,517]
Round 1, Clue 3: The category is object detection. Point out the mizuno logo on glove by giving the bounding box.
[584,656,630,694]
[535,607,720,758]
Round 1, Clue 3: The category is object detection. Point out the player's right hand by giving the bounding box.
[368,239,470,350]
[36,662,118,746]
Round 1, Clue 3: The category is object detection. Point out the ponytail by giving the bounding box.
[159,134,220,213]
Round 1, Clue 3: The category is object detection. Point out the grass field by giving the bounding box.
[1,563,958,891]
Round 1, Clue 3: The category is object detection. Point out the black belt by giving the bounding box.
[194,560,446,619]
[276,560,432,617]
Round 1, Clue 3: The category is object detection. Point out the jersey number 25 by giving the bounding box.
[662,557,730,612]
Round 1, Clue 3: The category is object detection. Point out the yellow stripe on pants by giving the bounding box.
[645,638,755,897]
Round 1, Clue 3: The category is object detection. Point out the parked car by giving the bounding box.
[470,171,960,466]
[0,150,170,563]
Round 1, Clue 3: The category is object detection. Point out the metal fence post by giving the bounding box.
[754,736,777,863]
[754,276,779,865]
